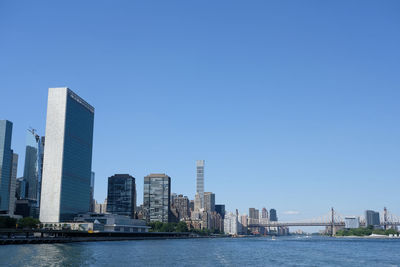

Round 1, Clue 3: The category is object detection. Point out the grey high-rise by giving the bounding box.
[196,160,204,209]
[365,210,380,226]
[204,192,215,212]
[0,120,13,213]
[107,174,136,218]
[143,173,171,223]
[40,88,94,222]
[249,208,260,224]
[172,194,190,220]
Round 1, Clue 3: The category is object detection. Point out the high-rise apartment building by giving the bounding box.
[224,211,239,235]
[365,210,380,226]
[107,174,136,218]
[172,194,190,220]
[261,207,268,219]
[0,120,13,213]
[196,160,204,209]
[204,192,215,212]
[40,88,95,222]
[249,208,259,225]
[143,173,171,223]
[270,209,278,222]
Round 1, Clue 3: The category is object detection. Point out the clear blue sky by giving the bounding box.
[1,1,400,222]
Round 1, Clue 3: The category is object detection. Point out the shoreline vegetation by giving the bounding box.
[335,226,399,238]
[148,221,224,236]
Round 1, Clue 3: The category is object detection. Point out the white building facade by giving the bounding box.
[40,88,94,222]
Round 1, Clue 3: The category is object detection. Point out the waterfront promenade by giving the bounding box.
[0,229,194,245]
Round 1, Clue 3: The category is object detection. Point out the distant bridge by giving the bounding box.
[248,207,400,235]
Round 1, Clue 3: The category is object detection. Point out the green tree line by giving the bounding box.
[148,221,223,235]
[0,216,40,229]
[336,226,398,237]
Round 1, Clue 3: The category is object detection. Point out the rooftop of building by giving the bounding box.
[145,173,170,178]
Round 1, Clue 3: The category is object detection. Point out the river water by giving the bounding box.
[1,236,400,266]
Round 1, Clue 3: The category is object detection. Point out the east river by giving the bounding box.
[1,236,400,266]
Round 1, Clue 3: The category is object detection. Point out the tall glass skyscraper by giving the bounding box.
[0,120,13,213]
[106,174,136,218]
[196,160,204,209]
[22,130,44,207]
[40,88,94,222]
[143,173,171,223]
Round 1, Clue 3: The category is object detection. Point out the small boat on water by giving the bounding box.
[272,236,276,241]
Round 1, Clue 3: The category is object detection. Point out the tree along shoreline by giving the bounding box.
[148,221,223,236]
[336,226,398,237]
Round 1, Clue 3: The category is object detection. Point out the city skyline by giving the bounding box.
[1,86,398,222]
[1,1,400,221]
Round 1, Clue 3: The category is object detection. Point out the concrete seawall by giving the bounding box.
[0,229,199,245]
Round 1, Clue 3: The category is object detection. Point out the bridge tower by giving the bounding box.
[331,207,336,236]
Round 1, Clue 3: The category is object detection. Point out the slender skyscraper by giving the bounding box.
[196,160,205,209]
[23,129,44,207]
[40,88,94,222]
[0,120,13,213]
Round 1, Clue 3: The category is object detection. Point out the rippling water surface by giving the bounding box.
[1,236,400,266]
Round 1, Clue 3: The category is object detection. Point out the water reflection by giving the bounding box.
[3,243,91,266]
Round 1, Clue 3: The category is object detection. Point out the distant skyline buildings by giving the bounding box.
[8,153,18,215]
[249,208,259,225]
[40,87,95,222]
[90,172,95,212]
[196,160,204,209]
[215,204,225,219]
[270,209,278,222]
[365,210,380,227]
[106,174,136,218]
[22,129,44,206]
[0,120,13,213]
[204,192,215,212]
[172,194,190,220]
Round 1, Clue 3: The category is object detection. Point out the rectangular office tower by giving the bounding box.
[40,88,94,222]
[143,173,171,223]
[107,174,136,218]
[0,120,13,213]
[196,160,204,209]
